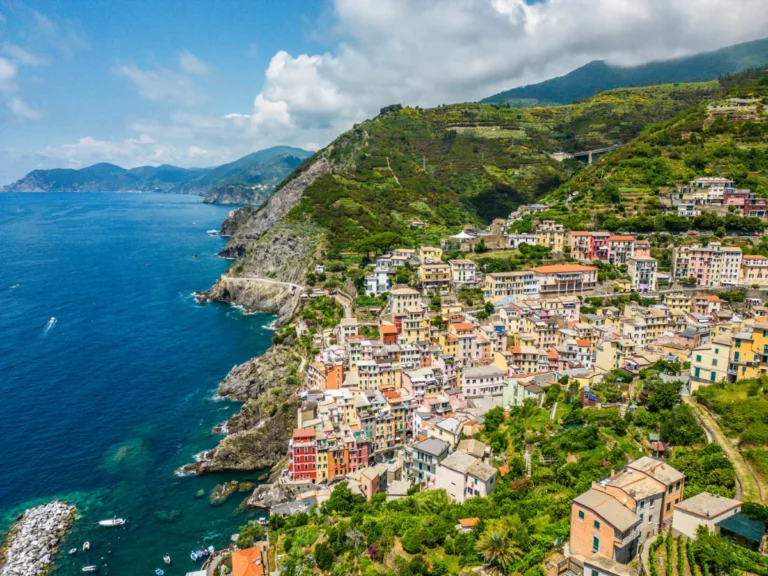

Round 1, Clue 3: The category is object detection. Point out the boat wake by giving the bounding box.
[43,317,57,334]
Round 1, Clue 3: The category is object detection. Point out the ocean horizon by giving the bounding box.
[0,192,271,575]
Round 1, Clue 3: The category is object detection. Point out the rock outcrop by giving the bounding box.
[201,276,302,323]
[219,207,257,237]
[218,345,299,402]
[247,482,301,509]
[0,500,75,576]
[177,399,299,475]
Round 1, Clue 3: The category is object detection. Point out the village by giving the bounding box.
[233,176,768,576]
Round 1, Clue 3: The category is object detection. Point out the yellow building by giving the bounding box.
[402,307,427,343]
[728,324,768,381]
[418,246,443,264]
[663,292,692,314]
[418,262,452,293]
[689,333,732,389]
[742,255,768,287]
[535,220,565,253]
[390,287,421,315]
[594,338,637,373]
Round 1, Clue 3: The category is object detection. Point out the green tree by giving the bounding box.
[475,529,522,574]
[235,520,265,549]
[314,542,336,571]
[402,528,423,554]
[484,407,505,433]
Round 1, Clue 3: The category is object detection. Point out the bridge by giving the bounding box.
[571,144,623,164]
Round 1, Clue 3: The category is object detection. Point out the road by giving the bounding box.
[683,396,764,503]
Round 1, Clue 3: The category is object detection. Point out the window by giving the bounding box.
[591,571,599,576]
[666,503,671,512]
[639,501,645,509]
[668,486,673,495]
[648,515,653,524]
[676,481,681,491]
[712,358,718,367]
[592,536,600,552]
[594,520,600,530]
[696,355,702,363]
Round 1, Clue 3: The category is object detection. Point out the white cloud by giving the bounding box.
[29,10,88,58]
[3,42,47,66]
[178,49,210,75]
[8,97,42,119]
[114,62,204,106]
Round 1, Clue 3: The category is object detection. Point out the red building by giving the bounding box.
[289,428,317,482]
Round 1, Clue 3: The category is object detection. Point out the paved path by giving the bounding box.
[222,275,305,291]
[332,291,353,319]
[683,396,764,503]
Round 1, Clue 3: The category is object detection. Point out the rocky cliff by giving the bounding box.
[219,206,257,237]
[218,344,300,402]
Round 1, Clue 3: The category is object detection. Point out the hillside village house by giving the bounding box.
[418,246,442,264]
[418,262,452,293]
[406,437,450,485]
[531,264,599,295]
[627,257,658,293]
[672,243,743,287]
[449,259,476,284]
[535,220,566,253]
[390,287,421,315]
[672,493,743,540]
[742,254,768,286]
[689,333,732,387]
[483,271,539,301]
[570,488,641,563]
[461,364,506,397]
[435,451,497,503]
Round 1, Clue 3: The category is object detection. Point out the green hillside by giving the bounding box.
[282,82,722,250]
[483,37,768,106]
[540,74,768,233]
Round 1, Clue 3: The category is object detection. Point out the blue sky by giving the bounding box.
[1,0,767,184]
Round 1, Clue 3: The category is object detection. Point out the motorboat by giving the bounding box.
[257,517,269,526]
[82,567,97,573]
[69,548,77,555]
[155,570,165,576]
[83,542,90,551]
[207,229,219,236]
[98,517,126,527]
[163,555,171,565]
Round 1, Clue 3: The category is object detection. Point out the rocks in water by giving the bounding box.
[0,500,75,576]
[195,489,206,499]
[209,481,257,506]
[154,508,183,523]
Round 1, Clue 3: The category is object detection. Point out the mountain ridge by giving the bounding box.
[483,37,768,106]
[1,146,311,205]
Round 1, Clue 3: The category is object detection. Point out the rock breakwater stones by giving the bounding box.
[0,500,75,576]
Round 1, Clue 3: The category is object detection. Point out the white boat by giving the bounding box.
[69,548,77,555]
[83,541,90,551]
[98,517,126,527]
[163,555,171,565]
[82,567,97,573]
[207,229,219,236]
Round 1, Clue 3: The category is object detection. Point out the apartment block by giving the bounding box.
[484,271,539,301]
[672,243,743,287]
[627,257,657,293]
[531,264,598,295]
[535,220,566,253]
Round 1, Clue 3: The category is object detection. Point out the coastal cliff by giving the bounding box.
[179,342,303,475]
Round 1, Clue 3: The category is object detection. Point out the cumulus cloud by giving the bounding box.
[178,49,210,75]
[27,0,768,175]
[8,97,42,119]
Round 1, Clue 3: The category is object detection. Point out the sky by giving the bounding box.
[1,0,768,184]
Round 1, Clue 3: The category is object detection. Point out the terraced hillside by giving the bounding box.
[540,75,768,232]
[265,82,723,252]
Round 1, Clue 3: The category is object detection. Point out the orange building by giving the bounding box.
[233,546,265,576]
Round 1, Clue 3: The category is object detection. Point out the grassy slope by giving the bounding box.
[283,82,723,250]
[541,77,768,230]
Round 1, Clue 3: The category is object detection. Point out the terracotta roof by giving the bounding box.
[570,231,591,236]
[609,235,635,241]
[293,428,316,438]
[531,264,598,273]
[380,325,399,334]
[510,346,521,354]
[451,322,474,331]
[694,295,720,302]
[458,517,479,528]
[745,255,768,260]
[547,349,558,359]
[499,465,510,477]
[576,339,591,347]
[232,547,265,576]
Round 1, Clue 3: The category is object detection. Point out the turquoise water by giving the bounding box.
[0,193,271,575]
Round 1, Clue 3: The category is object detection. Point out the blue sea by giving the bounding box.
[0,193,273,575]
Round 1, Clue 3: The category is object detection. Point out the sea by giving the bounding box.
[0,193,274,575]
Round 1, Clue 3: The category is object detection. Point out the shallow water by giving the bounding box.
[0,193,271,575]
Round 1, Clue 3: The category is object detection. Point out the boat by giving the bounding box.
[69,548,77,555]
[207,229,219,236]
[163,555,171,565]
[155,570,164,576]
[257,518,269,526]
[190,551,199,562]
[83,541,90,551]
[98,517,126,527]
[82,567,97,573]
[208,545,215,554]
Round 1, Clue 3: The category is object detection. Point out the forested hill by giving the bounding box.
[483,37,768,106]
[537,73,768,233]
[275,82,723,251]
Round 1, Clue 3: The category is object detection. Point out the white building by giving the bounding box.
[365,268,392,297]
[461,365,506,397]
[435,451,497,503]
[627,257,658,293]
[449,259,477,285]
[672,493,742,540]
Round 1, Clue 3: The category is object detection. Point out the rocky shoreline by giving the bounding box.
[0,500,76,576]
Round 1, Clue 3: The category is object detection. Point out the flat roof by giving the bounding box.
[675,492,741,518]
[531,264,598,274]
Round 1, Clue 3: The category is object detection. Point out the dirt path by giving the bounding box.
[683,396,764,503]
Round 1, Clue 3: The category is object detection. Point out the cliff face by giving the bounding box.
[178,344,301,475]
[219,207,257,237]
[203,184,272,206]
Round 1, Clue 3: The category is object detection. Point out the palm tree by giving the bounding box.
[475,529,522,575]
